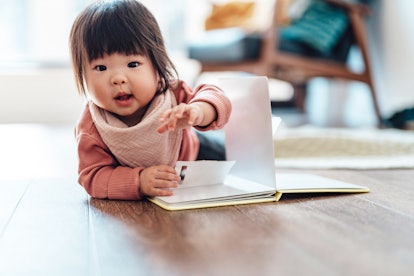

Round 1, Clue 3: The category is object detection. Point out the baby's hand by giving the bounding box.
[157,103,204,133]
[139,165,180,197]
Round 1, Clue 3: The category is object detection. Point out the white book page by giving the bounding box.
[276,173,369,191]
[157,175,275,204]
[155,160,275,204]
[175,160,235,187]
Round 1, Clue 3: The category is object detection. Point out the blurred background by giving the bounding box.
[0,0,413,128]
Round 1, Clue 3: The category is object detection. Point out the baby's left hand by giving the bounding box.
[157,103,204,133]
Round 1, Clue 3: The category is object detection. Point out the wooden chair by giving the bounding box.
[189,0,382,125]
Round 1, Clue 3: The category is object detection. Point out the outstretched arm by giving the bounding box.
[156,101,217,133]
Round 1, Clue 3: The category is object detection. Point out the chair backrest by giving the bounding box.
[194,0,382,125]
[264,0,372,81]
[258,0,381,124]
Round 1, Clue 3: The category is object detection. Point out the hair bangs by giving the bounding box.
[85,7,145,61]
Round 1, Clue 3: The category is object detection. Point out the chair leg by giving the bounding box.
[367,82,383,127]
[292,83,307,112]
[349,9,383,127]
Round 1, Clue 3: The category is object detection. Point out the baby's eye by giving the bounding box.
[95,65,107,71]
[128,62,141,68]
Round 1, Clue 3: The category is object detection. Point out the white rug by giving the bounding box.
[274,126,414,169]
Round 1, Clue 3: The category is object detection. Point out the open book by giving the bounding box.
[149,76,369,211]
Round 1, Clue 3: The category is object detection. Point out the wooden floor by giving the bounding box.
[1,125,413,276]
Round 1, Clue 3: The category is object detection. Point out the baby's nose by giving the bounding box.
[111,74,127,85]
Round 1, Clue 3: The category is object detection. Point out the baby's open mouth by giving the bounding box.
[115,94,132,101]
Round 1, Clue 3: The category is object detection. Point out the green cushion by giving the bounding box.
[280,0,348,55]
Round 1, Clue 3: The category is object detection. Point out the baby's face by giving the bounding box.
[84,52,160,125]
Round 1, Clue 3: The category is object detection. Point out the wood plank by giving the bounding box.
[1,124,413,275]
[0,180,29,235]
[0,178,90,276]
[1,169,413,275]
[239,196,414,275]
[87,199,153,276]
[296,169,414,216]
[89,199,286,276]
[237,169,414,275]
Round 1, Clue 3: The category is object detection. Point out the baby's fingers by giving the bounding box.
[159,109,173,123]
[157,123,168,133]
[170,104,189,120]
[158,109,177,133]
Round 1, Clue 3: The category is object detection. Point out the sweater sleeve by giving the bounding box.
[75,107,143,200]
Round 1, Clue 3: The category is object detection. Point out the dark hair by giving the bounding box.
[69,0,178,95]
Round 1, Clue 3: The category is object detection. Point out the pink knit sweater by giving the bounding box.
[75,80,231,200]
